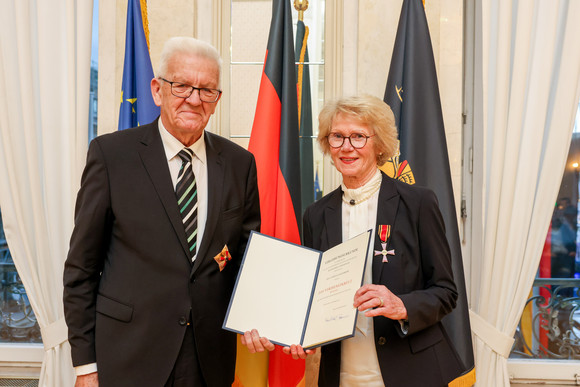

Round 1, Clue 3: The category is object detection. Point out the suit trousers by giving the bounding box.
[164,318,206,387]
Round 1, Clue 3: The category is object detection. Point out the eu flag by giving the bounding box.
[118,0,159,130]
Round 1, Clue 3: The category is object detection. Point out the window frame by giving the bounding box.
[509,359,580,385]
[0,344,43,378]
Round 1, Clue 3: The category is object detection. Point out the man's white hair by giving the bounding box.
[156,37,222,87]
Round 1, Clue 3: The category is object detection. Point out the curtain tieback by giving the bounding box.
[40,317,68,351]
[469,310,514,359]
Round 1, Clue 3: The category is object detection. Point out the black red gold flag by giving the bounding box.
[381,0,476,385]
[248,0,305,386]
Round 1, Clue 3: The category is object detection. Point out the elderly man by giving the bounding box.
[64,37,260,386]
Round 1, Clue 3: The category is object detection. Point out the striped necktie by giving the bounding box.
[176,148,198,259]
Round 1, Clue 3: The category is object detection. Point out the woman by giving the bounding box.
[301,95,464,386]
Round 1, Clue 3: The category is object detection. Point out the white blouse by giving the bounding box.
[339,169,385,387]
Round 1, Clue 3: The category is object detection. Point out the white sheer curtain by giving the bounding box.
[470,0,580,385]
[0,1,93,386]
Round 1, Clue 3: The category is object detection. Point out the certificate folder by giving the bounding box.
[223,230,372,349]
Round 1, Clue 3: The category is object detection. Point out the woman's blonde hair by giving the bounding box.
[318,95,398,165]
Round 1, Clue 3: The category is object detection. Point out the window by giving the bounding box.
[0,0,98,380]
[0,208,43,380]
[0,212,41,345]
[1,0,98,347]
[461,1,580,382]
[225,0,327,210]
[509,103,580,382]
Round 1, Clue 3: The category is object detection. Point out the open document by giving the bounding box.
[223,230,371,349]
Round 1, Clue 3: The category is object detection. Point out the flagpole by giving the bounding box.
[294,0,308,21]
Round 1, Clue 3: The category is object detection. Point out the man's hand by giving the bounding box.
[282,344,317,360]
[75,372,98,387]
[240,329,276,353]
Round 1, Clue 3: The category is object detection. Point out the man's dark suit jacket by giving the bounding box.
[303,173,463,387]
[63,120,260,386]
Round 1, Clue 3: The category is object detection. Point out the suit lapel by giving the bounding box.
[372,175,400,284]
[137,121,191,260]
[192,132,224,274]
[322,189,343,250]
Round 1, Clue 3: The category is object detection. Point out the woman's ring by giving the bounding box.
[377,297,384,307]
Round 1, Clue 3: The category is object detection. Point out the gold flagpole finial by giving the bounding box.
[294,0,309,21]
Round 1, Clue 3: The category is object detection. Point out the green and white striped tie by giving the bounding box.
[176,148,197,259]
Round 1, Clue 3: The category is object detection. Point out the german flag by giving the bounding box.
[248,0,304,386]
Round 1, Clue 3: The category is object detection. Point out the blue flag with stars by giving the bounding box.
[118,0,159,130]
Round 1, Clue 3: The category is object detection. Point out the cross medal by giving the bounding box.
[375,225,395,263]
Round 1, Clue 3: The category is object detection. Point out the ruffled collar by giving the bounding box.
[341,169,382,206]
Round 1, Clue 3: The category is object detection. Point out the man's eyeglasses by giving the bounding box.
[326,132,375,149]
[159,78,222,103]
